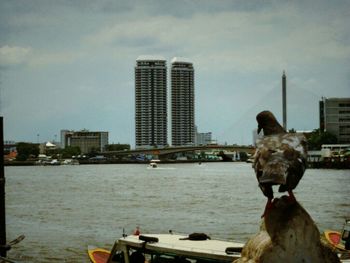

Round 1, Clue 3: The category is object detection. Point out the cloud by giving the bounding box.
[28,50,83,67]
[1,0,349,144]
[0,45,32,66]
[0,45,85,69]
[80,4,350,75]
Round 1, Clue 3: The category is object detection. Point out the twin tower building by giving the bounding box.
[135,55,195,149]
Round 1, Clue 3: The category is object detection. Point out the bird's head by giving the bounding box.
[256,110,285,135]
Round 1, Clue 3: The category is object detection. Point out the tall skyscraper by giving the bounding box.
[171,57,195,146]
[135,56,168,149]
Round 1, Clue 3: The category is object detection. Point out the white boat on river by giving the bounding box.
[88,232,244,263]
[148,162,158,168]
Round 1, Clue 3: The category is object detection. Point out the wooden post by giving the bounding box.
[0,116,6,257]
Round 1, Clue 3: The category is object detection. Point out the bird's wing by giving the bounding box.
[256,133,307,159]
[253,138,275,198]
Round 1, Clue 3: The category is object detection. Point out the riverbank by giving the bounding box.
[5,159,350,168]
[4,159,224,166]
[308,157,350,169]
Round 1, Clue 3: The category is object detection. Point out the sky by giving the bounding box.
[1,0,349,147]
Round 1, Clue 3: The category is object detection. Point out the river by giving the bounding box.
[4,163,350,262]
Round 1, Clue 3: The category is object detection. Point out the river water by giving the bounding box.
[4,163,350,262]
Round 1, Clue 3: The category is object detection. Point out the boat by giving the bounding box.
[149,162,158,168]
[148,159,160,168]
[88,246,111,263]
[88,232,244,263]
[324,218,350,252]
[324,230,347,251]
[323,218,350,262]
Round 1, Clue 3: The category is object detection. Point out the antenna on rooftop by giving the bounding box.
[282,71,287,130]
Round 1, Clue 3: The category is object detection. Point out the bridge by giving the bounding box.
[102,145,255,158]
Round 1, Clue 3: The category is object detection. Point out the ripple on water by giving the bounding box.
[5,163,350,262]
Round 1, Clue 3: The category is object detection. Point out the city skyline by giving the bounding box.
[1,1,349,146]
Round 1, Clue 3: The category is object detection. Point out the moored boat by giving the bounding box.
[88,232,244,263]
[149,162,158,168]
[324,218,350,252]
[324,230,346,251]
[88,246,111,263]
[323,218,350,262]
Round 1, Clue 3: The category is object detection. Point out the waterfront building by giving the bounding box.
[319,97,350,143]
[61,129,108,154]
[171,57,195,146]
[135,56,168,149]
[4,140,16,153]
[4,140,17,161]
[195,130,212,146]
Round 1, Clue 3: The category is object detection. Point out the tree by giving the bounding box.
[307,129,337,150]
[87,147,99,157]
[16,142,39,161]
[61,146,81,158]
[105,144,130,151]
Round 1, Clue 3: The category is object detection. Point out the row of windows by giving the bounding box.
[135,139,168,142]
[172,76,194,80]
[172,119,195,122]
[136,135,167,139]
[135,101,167,105]
[135,122,167,126]
[171,65,194,68]
[171,102,195,105]
[136,63,166,66]
[172,135,195,138]
[135,85,167,88]
[136,125,168,128]
[172,123,195,126]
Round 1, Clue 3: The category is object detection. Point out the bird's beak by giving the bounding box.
[257,125,262,134]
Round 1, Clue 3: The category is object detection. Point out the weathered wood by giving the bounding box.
[234,196,340,263]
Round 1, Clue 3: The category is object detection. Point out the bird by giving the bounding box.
[253,111,307,217]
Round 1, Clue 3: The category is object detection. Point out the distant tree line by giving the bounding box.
[105,144,130,151]
[307,129,337,150]
[16,142,40,161]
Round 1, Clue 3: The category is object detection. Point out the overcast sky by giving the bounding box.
[1,0,349,146]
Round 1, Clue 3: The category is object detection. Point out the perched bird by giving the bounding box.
[253,111,307,217]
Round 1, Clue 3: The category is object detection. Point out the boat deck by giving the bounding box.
[117,234,243,262]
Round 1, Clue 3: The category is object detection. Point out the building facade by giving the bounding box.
[319,97,350,143]
[171,57,195,146]
[61,129,108,154]
[195,126,212,146]
[135,56,168,148]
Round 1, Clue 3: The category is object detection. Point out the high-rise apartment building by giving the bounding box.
[135,56,168,149]
[319,97,350,143]
[171,57,195,146]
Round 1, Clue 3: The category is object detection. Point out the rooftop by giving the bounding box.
[136,55,166,61]
[171,57,192,64]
